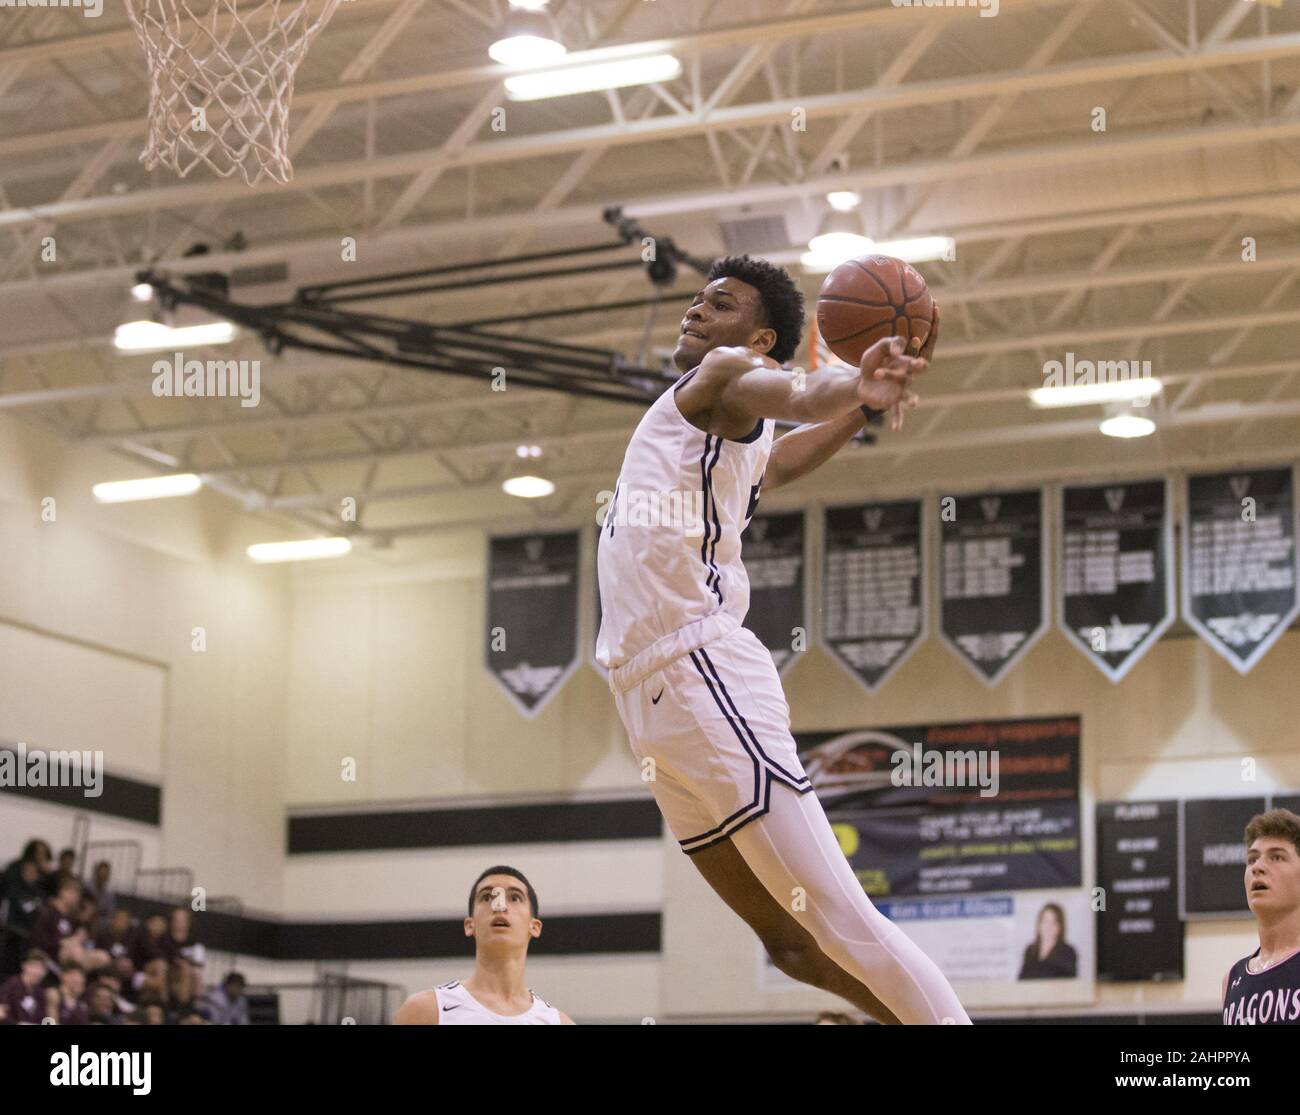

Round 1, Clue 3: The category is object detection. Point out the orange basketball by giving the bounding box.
[816,255,934,367]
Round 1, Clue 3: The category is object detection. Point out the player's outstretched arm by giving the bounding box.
[676,336,924,437]
[392,990,441,1024]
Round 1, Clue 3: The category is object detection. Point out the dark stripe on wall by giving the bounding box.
[119,896,659,960]
[287,797,663,855]
[0,747,160,826]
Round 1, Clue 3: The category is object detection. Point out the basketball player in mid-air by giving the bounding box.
[597,255,969,1024]
[1222,809,1300,1025]
[393,866,573,1025]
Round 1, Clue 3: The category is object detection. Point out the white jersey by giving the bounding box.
[432,980,563,1025]
[596,368,772,688]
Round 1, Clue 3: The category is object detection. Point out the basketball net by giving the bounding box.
[124,0,343,187]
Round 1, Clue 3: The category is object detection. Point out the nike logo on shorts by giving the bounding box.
[652,689,664,704]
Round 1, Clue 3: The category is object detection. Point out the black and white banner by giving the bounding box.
[1058,479,1174,682]
[820,500,926,691]
[1096,801,1183,982]
[938,489,1047,686]
[742,510,807,676]
[1181,797,1266,917]
[485,531,580,716]
[1183,467,1299,674]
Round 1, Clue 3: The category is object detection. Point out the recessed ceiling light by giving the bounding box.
[1099,414,1156,439]
[502,475,555,498]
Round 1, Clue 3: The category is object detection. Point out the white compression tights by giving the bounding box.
[729,784,972,1025]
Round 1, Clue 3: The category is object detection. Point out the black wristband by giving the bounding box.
[860,405,887,427]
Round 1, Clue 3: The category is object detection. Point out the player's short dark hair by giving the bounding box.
[468,865,538,918]
[707,254,805,365]
[1245,809,1300,856]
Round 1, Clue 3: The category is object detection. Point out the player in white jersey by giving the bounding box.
[597,254,969,1025]
[392,866,573,1025]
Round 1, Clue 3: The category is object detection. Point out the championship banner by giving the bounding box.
[1096,801,1183,982]
[820,500,925,692]
[742,510,807,676]
[1181,797,1266,917]
[1183,467,1299,674]
[939,489,1048,686]
[485,531,580,716]
[1058,479,1174,682]
[796,717,1081,898]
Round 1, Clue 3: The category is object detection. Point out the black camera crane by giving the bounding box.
[136,209,717,408]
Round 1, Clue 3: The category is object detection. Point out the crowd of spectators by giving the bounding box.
[0,838,250,1025]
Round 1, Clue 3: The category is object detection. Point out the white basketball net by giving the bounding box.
[124,0,343,186]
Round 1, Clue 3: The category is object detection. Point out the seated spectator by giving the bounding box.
[165,906,206,969]
[83,860,116,915]
[0,949,55,1024]
[130,913,169,970]
[95,908,134,967]
[55,963,89,1025]
[203,972,250,1025]
[1,840,54,902]
[57,925,110,977]
[132,956,170,1005]
[86,980,122,1025]
[136,994,166,1026]
[53,848,78,890]
[177,1009,208,1025]
[29,878,82,960]
[77,894,100,936]
[167,960,203,1024]
[0,858,48,975]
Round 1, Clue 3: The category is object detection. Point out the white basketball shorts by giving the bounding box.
[610,621,812,855]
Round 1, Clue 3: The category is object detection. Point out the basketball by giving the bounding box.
[816,254,934,367]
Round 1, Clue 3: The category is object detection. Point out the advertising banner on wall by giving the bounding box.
[795,717,1081,899]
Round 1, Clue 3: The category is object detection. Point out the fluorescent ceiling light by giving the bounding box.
[114,320,237,353]
[875,236,955,264]
[92,473,202,503]
[502,475,555,498]
[826,191,861,212]
[801,234,954,272]
[130,282,155,302]
[508,0,550,9]
[1099,414,1156,439]
[247,537,353,563]
[1029,378,1164,408]
[505,54,682,100]
[489,33,567,67]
